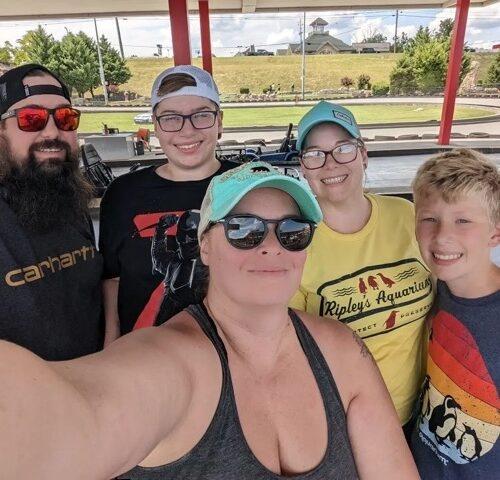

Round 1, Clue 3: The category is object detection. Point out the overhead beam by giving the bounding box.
[0,1,495,21]
[242,0,257,13]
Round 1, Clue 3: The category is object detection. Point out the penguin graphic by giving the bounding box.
[457,424,482,462]
[367,275,379,290]
[428,395,461,446]
[358,278,367,295]
[384,310,398,329]
[418,375,431,423]
[377,272,395,288]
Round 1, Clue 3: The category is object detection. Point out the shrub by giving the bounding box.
[340,76,354,87]
[239,87,250,94]
[390,57,418,94]
[372,82,390,96]
[389,34,471,95]
[486,53,500,85]
[357,74,371,90]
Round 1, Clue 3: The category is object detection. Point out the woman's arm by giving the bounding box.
[0,327,192,480]
[303,314,419,480]
[103,277,121,345]
[344,333,419,479]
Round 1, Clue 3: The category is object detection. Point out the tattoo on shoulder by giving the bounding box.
[352,331,372,359]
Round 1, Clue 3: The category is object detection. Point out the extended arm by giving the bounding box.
[0,328,192,479]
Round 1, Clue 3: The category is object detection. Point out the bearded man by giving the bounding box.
[0,64,103,360]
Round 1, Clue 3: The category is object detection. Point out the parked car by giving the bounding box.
[134,112,153,124]
[256,49,274,56]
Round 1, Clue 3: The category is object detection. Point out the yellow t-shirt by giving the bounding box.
[290,194,434,424]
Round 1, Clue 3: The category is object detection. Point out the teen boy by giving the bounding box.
[99,65,235,339]
[410,148,499,478]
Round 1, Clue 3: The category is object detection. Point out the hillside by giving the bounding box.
[121,52,497,98]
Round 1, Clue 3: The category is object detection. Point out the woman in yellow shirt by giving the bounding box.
[290,101,434,437]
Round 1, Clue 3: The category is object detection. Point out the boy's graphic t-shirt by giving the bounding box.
[290,194,434,424]
[411,281,499,479]
[99,162,236,334]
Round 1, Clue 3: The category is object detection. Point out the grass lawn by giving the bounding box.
[78,104,496,133]
[119,53,497,98]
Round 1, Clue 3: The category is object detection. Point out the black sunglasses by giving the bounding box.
[212,214,316,251]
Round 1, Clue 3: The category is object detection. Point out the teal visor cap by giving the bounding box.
[198,161,323,241]
[297,100,361,150]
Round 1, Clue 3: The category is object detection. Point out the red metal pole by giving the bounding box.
[199,0,213,74]
[168,0,192,65]
[438,0,470,145]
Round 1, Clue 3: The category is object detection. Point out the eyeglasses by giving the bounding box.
[212,214,316,251]
[155,110,218,132]
[0,106,81,132]
[300,140,364,170]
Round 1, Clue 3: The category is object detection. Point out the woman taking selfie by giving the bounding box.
[0,163,418,479]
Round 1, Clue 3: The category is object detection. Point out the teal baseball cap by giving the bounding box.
[296,100,361,151]
[198,161,322,241]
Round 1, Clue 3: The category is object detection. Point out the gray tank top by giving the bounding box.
[118,304,359,479]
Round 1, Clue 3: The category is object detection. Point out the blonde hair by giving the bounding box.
[412,148,500,224]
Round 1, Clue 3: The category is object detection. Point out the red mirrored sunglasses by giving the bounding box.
[0,106,81,132]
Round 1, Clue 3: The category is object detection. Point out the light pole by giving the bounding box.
[393,10,400,53]
[115,17,125,60]
[93,18,108,105]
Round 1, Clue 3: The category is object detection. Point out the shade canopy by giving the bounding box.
[1,0,497,20]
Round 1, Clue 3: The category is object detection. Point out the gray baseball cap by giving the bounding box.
[151,65,220,111]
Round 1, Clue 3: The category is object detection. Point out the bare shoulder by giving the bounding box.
[291,309,378,406]
[292,308,372,361]
[98,309,215,375]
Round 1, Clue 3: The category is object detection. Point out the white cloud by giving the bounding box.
[427,4,500,49]
[266,28,295,46]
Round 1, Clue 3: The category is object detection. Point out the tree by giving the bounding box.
[435,18,454,40]
[362,33,387,43]
[14,26,59,71]
[361,28,387,43]
[99,35,131,86]
[486,53,500,85]
[389,57,417,94]
[0,41,15,64]
[389,23,470,94]
[58,32,100,97]
[394,32,411,53]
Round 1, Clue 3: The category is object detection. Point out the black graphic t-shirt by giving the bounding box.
[0,198,103,360]
[410,281,499,479]
[99,162,237,335]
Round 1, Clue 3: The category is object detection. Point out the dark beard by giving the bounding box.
[0,137,93,234]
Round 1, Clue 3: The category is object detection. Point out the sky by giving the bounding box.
[0,5,498,58]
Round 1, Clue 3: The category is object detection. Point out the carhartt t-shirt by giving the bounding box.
[0,198,103,360]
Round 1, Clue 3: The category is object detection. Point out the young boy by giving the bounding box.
[410,148,499,478]
[99,66,236,339]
